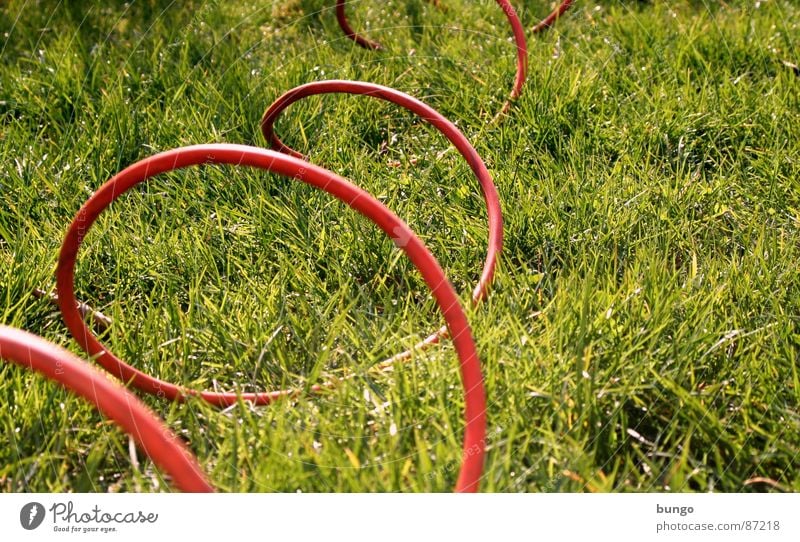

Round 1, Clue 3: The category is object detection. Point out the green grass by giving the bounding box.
[1,0,799,492]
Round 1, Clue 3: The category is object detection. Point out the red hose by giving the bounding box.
[54,143,487,492]
[334,0,527,113]
[531,0,574,34]
[335,0,442,51]
[0,325,213,492]
[336,0,383,50]
[261,80,502,368]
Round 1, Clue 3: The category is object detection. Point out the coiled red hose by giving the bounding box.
[52,143,487,492]
[334,1,574,111]
[0,325,214,492]
[261,80,501,369]
[336,0,527,113]
[9,4,555,494]
[58,84,499,404]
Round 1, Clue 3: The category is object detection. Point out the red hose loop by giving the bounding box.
[55,144,487,492]
[334,1,527,113]
[0,325,213,492]
[261,80,501,363]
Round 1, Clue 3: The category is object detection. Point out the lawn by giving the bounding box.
[1,0,799,492]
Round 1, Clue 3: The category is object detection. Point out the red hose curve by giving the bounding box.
[54,143,487,492]
[335,0,383,50]
[531,0,575,34]
[335,0,442,51]
[260,80,502,367]
[334,0,527,113]
[0,325,213,492]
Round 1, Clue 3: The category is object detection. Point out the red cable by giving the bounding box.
[335,0,528,113]
[0,325,213,492]
[261,80,502,368]
[54,143,487,492]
